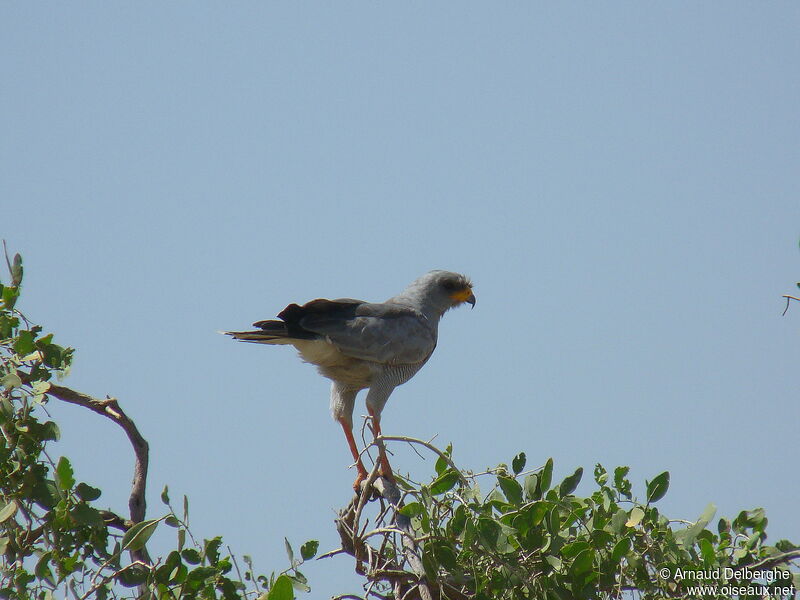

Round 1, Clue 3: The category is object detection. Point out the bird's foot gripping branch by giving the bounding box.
[329,437,800,600]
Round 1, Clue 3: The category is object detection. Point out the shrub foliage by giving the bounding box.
[1,251,798,599]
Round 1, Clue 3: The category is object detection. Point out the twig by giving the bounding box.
[374,435,470,487]
[353,458,384,555]
[227,546,246,593]
[2,240,12,276]
[740,549,800,571]
[317,547,346,560]
[43,382,151,564]
[79,561,152,600]
[378,486,433,600]
[45,384,149,524]
[99,510,132,531]
[782,295,800,316]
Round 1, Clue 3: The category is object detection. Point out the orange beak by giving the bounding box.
[451,287,476,308]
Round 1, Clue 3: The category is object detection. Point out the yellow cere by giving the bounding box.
[450,287,474,303]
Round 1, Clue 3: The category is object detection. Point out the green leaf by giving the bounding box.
[676,503,717,547]
[300,540,319,561]
[523,501,551,527]
[523,473,539,500]
[39,344,60,368]
[614,466,632,498]
[421,546,439,582]
[569,548,595,576]
[185,566,217,585]
[0,501,18,523]
[13,330,37,357]
[41,421,60,441]
[267,574,294,600]
[540,457,554,493]
[35,552,54,586]
[284,537,295,566]
[561,541,591,558]
[1,372,22,390]
[448,505,467,538]
[558,467,583,497]
[625,507,645,527]
[699,537,715,565]
[289,571,310,593]
[181,548,201,565]
[11,253,23,286]
[32,380,51,395]
[512,452,526,474]
[55,456,75,492]
[646,471,670,503]
[431,540,457,570]
[593,463,608,485]
[434,443,452,475]
[161,485,170,505]
[204,536,222,564]
[0,314,18,338]
[399,502,424,517]
[122,518,161,552]
[71,503,104,527]
[611,538,631,562]
[2,285,19,310]
[165,515,180,528]
[75,482,102,501]
[717,517,731,535]
[477,517,501,551]
[497,476,523,505]
[430,470,459,495]
[463,517,476,549]
[118,565,149,587]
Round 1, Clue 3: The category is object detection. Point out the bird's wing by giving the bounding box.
[293,300,436,365]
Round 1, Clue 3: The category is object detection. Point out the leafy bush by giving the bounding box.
[0,251,312,600]
[333,442,799,599]
[2,249,798,599]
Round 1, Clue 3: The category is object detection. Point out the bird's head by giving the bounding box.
[405,270,475,315]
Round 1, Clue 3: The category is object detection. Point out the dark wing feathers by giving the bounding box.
[232,297,435,364]
[297,301,436,364]
[277,298,362,327]
[259,298,363,340]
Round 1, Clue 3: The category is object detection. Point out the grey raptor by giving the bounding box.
[225,270,475,489]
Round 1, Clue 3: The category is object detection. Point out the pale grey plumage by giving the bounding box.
[225,270,475,486]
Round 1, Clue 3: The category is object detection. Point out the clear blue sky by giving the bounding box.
[2,4,799,598]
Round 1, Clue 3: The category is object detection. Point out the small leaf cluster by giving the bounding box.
[1,253,310,599]
[1,254,103,599]
[375,448,799,600]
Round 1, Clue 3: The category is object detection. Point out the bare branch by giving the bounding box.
[45,384,149,523]
[374,435,470,487]
[741,549,800,571]
[782,294,800,316]
[42,382,151,564]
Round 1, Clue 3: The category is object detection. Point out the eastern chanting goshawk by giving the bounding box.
[226,270,475,490]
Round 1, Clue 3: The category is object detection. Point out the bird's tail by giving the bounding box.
[223,320,297,344]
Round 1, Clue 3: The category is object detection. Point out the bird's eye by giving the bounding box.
[442,280,458,291]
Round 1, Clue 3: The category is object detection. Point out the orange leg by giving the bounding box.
[368,407,394,482]
[340,421,369,491]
